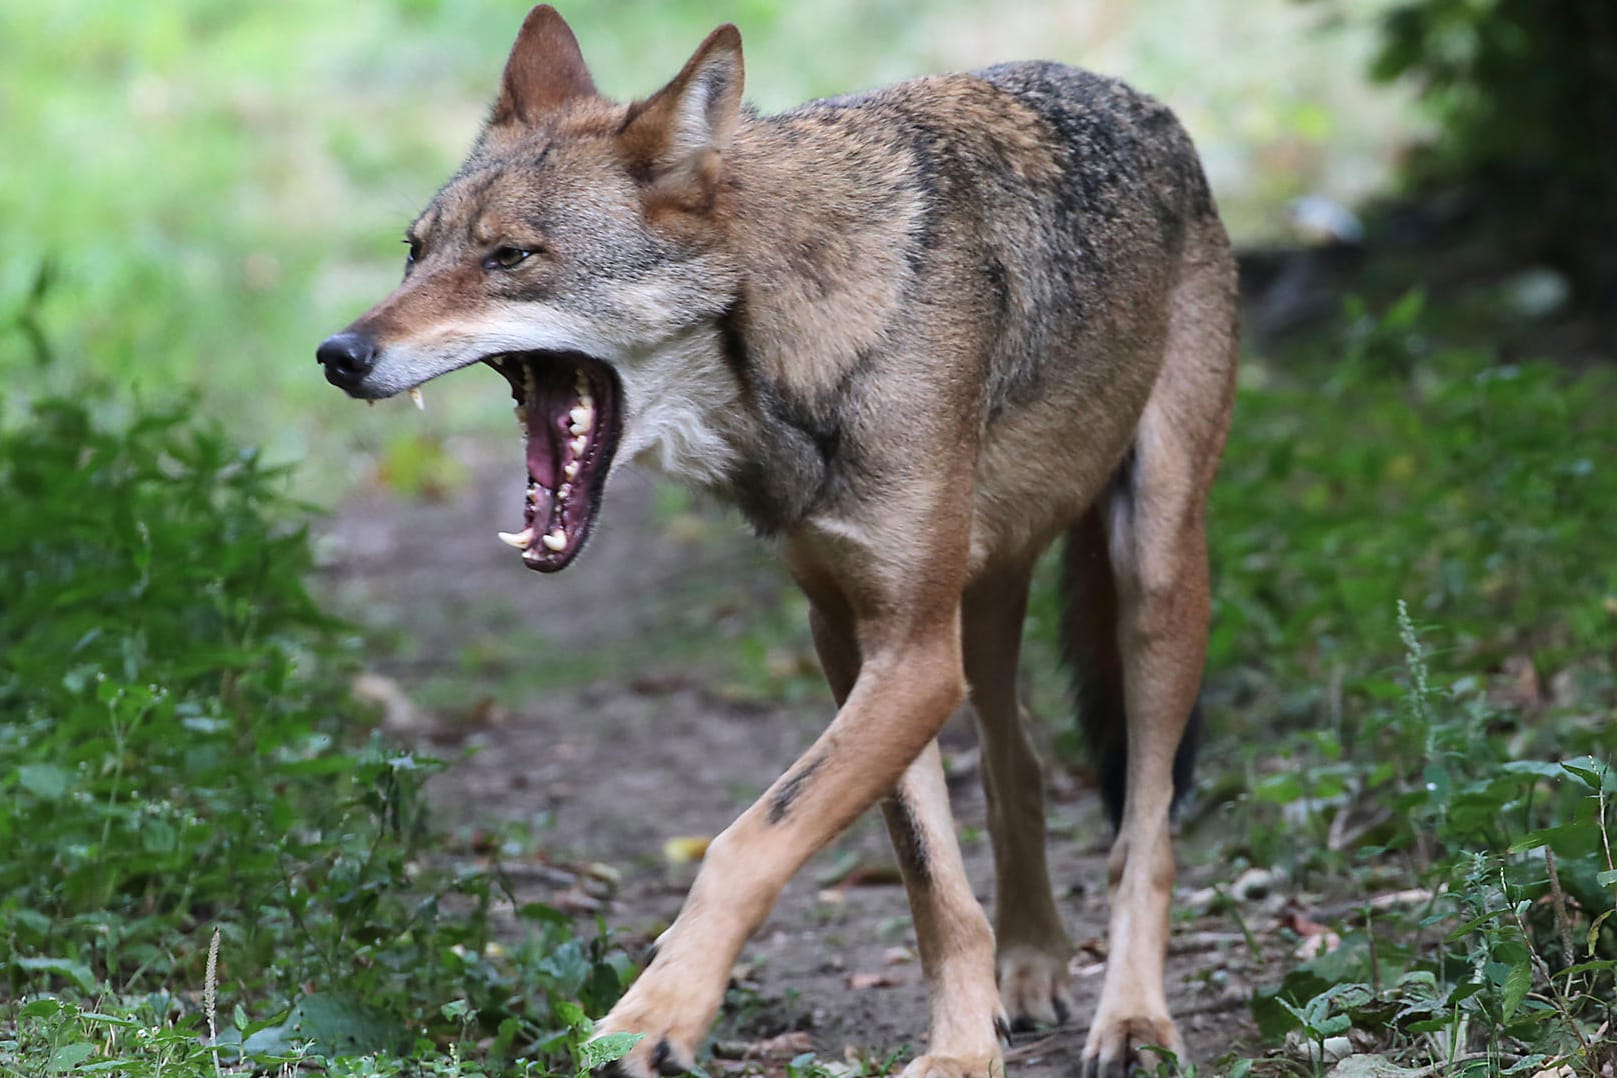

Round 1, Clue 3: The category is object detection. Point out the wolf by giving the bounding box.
[317,7,1237,1075]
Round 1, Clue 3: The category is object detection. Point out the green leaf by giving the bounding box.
[1586,909,1615,958]
[16,763,71,800]
[48,1043,94,1073]
[19,998,64,1019]
[554,999,587,1029]
[579,1032,644,1069]
[1561,761,1602,788]
[240,993,402,1059]
[1499,959,1531,1020]
[15,956,99,994]
[1253,772,1304,805]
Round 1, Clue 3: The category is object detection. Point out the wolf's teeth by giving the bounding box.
[570,434,588,455]
[514,404,528,425]
[569,405,593,431]
[578,391,594,409]
[409,387,425,411]
[563,461,579,480]
[558,482,572,500]
[541,529,568,552]
[497,527,534,550]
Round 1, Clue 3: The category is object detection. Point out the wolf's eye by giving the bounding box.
[486,246,531,270]
[404,238,422,270]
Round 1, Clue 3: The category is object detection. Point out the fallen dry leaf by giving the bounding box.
[1294,928,1342,960]
[847,970,905,990]
[663,835,712,864]
[745,1031,815,1058]
[1281,910,1331,937]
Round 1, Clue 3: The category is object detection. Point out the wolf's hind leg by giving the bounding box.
[1080,239,1236,1077]
[810,605,1006,1078]
[963,568,1075,1032]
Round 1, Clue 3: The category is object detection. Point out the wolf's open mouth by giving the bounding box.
[485,352,623,572]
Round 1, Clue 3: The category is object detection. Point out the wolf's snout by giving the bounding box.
[316,332,379,391]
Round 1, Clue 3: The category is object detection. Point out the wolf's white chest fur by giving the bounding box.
[614,323,742,490]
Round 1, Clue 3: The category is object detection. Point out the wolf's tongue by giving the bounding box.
[523,364,578,491]
[496,359,602,568]
[523,381,569,491]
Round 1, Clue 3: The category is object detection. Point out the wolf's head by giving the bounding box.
[317,6,746,571]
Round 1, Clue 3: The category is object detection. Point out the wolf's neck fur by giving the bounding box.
[617,320,745,489]
[717,114,921,391]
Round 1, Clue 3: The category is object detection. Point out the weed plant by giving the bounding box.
[0,392,633,1073]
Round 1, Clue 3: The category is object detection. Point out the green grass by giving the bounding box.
[0,394,640,1074]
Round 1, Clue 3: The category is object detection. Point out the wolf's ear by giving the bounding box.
[491,5,597,127]
[618,25,744,190]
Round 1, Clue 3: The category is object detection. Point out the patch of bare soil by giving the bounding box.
[320,448,1270,1075]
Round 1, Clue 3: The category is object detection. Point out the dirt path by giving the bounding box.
[320,448,1265,1075]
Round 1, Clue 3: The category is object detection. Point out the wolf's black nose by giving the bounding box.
[316,332,378,389]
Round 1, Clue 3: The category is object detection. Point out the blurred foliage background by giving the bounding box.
[1,0,1421,484]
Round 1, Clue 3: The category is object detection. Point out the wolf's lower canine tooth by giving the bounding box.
[497,527,534,550]
[409,387,425,411]
[541,529,568,552]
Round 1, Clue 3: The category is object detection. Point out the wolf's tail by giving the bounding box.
[1058,502,1203,831]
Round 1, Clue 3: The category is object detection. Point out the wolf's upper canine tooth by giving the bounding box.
[541,529,568,552]
[570,434,588,455]
[497,527,534,550]
[569,405,593,429]
[409,387,425,411]
[563,461,579,480]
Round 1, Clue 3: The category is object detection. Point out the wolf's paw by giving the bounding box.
[1079,1011,1184,1078]
[592,1033,695,1078]
[898,1049,1005,1078]
[997,944,1074,1031]
[590,974,717,1077]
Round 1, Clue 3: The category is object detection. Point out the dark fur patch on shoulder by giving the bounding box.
[716,298,861,536]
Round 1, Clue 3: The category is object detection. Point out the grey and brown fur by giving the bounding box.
[318,8,1238,1076]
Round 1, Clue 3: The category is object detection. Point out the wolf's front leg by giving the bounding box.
[811,604,1005,1077]
[595,628,967,1077]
